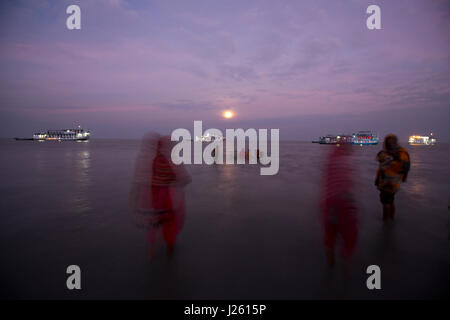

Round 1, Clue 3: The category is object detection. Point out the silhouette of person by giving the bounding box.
[375,134,410,221]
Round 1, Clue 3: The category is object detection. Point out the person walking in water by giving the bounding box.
[375,134,410,221]
[148,136,191,258]
[130,134,191,260]
[320,144,358,268]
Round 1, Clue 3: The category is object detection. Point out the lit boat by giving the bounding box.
[316,131,378,145]
[408,133,436,145]
[194,133,224,142]
[15,126,90,141]
[318,134,353,144]
[352,131,379,145]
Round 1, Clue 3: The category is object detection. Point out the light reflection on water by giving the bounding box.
[70,150,91,214]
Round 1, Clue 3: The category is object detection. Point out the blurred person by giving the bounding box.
[375,134,410,221]
[320,144,358,269]
[239,147,246,161]
[129,132,159,229]
[130,134,191,260]
[245,149,260,162]
[149,136,191,257]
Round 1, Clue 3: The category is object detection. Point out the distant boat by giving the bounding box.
[15,126,90,141]
[314,131,379,145]
[352,131,379,145]
[408,133,436,145]
[318,134,353,145]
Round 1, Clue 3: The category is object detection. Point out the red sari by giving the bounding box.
[147,152,188,247]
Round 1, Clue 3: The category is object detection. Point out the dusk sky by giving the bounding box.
[0,0,449,141]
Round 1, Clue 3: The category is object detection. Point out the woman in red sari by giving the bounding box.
[148,136,191,257]
[130,134,191,259]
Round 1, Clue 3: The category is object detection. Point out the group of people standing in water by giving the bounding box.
[129,132,411,268]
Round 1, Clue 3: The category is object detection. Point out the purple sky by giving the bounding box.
[0,0,449,141]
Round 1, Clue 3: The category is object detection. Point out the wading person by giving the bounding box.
[130,134,191,260]
[320,144,358,269]
[148,136,191,258]
[129,132,159,234]
[375,134,410,221]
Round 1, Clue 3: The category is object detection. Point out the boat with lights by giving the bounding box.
[408,133,436,145]
[315,131,379,145]
[15,126,90,141]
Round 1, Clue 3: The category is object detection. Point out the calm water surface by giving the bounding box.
[0,139,449,299]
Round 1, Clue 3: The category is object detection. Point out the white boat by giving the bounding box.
[15,126,91,141]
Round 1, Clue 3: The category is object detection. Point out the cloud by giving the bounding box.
[219,64,258,81]
[0,0,449,139]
